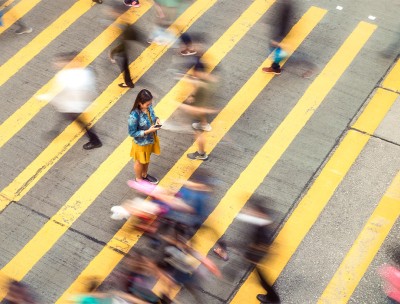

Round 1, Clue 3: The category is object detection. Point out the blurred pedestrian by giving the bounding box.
[148,0,191,46]
[178,55,219,160]
[262,0,294,75]
[128,89,161,185]
[117,252,170,303]
[107,4,147,88]
[37,52,102,150]
[379,246,400,304]
[156,234,221,303]
[3,280,37,304]
[0,7,32,34]
[213,195,280,304]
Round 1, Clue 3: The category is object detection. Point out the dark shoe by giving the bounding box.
[256,294,279,303]
[92,0,102,3]
[83,141,102,150]
[118,82,135,88]
[143,174,159,185]
[262,66,281,75]
[187,151,208,160]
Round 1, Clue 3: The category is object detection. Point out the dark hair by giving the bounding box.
[130,89,153,112]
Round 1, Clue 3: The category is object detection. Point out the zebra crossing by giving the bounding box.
[0,0,399,303]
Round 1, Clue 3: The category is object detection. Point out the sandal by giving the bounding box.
[118,83,135,88]
[213,246,229,261]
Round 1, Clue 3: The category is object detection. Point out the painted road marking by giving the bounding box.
[0,0,94,87]
[0,0,218,211]
[0,0,16,10]
[318,171,400,304]
[0,0,42,35]
[0,0,221,300]
[0,0,152,148]
[230,62,399,304]
[56,7,325,302]
[381,59,400,93]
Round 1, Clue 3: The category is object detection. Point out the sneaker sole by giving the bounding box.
[16,28,33,34]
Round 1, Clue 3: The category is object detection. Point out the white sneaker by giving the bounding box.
[15,26,32,34]
[192,122,212,132]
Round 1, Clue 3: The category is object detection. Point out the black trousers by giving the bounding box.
[64,113,101,144]
[256,266,280,303]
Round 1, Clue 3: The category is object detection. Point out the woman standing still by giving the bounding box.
[128,89,161,184]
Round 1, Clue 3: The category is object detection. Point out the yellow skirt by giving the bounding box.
[130,134,160,164]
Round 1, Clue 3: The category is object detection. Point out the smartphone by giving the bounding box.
[153,124,162,128]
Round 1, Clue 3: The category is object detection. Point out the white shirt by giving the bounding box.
[50,68,96,113]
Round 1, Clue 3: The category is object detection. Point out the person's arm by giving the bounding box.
[128,112,146,137]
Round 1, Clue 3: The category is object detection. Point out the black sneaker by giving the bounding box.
[187,151,208,160]
[83,141,102,150]
[143,174,159,185]
[256,294,279,304]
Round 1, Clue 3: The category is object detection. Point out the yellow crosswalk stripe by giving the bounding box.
[0,0,220,300]
[0,1,152,149]
[0,0,218,211]
[57,6,325,302]
[0,0,94,87]
[230,60,400,304]
[0,0,41,35]
[318,170,400,304]
[381,60,400,93]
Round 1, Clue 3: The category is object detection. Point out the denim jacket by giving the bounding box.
[128,105,158,146]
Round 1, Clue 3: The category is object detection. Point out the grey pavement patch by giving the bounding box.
[375,97,400,145]
[274,138,400,304]
[22,228,105,303]
[0,202,48,268]
[349,219,400,304]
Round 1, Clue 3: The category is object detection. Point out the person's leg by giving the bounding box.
[142,162,149,178]
[187,131,208,160]
[134,160,145,181]
[262,44,282,74]
[116,47,135,88]
[197,132,206,155]
[74,114,102,149]
[64,113,101,149]
[255,266,280,303]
